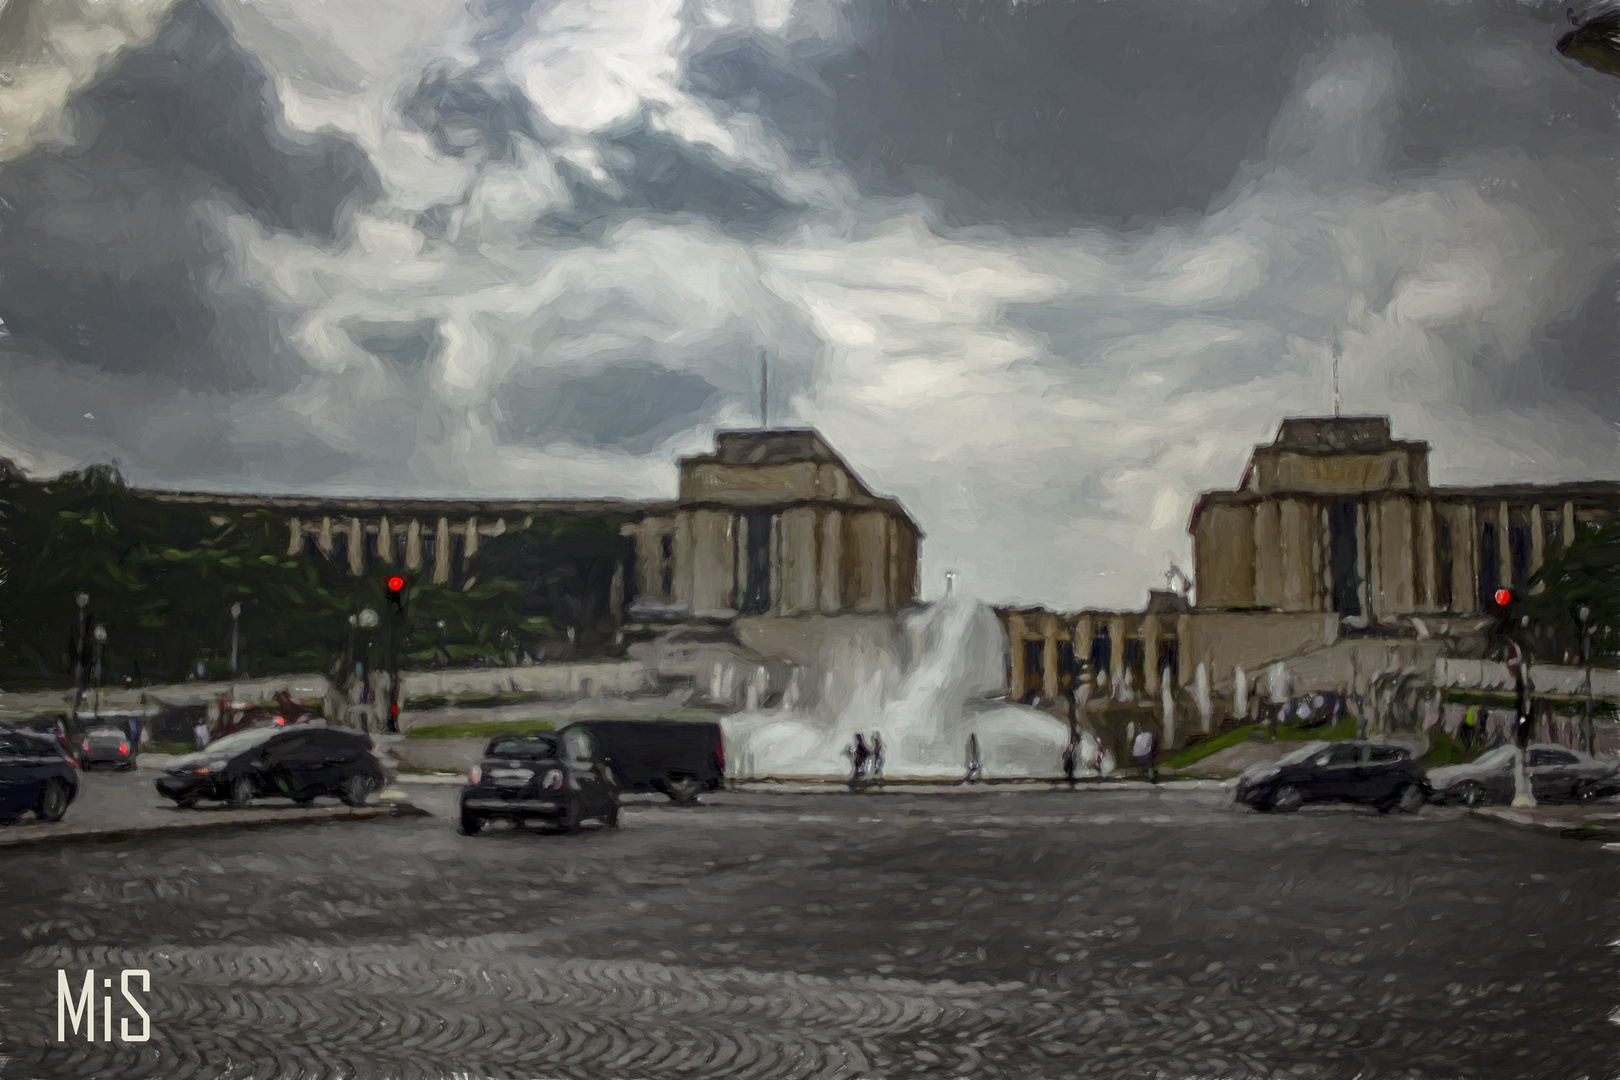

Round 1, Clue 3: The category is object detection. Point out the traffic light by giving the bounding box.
[1490,587,1521,638]
[384,574,408,615]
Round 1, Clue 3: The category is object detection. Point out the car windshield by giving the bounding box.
[1275,742,1332,766]
[201,727,280,756]
[1472,747,1515,769]
[487,736,558,759]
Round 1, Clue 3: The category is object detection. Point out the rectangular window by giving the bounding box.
[1021,640,1044,703]
[1156,639,1178,683]
[741,513,772,614]
[1089,630,1112,681]
[450,533,466,587]
[1543,513,1559,556]
[1508,522,1530,587]
[1328,499,1361,617]
[661,533,675,599]
[331,531,350,571]
[1122,638,1145,690]
[420,533,436,574]
[1478,523,1499,609]
[1056,640,1078,691]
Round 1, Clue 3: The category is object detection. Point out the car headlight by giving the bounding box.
[541,769,563,791]
[469,765,482,785]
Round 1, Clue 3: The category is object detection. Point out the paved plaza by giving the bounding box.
[1,773,1617,1079]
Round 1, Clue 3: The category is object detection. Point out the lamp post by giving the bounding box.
[91,624,107,718]
[71,592,89,718]
[229,602,242,676]
[437,619,448,666]
[1580,604,1594,756]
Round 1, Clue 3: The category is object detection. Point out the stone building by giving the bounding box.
[1003,416,1620,707]
[146,427,920,627]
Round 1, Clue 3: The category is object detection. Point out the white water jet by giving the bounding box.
[1194,663,1212,732]
[721,593,1073,779]
[1234,666,1248,718]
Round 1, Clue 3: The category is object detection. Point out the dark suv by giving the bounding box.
[459,728,619,835]
[156,724,384,809]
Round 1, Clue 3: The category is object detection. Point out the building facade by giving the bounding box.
[145,428,920,626]
[1003,416,1620,706]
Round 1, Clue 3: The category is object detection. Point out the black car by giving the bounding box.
[1233,740,1428,814]
[0,728,79,823]
[459,728,619,835]
[155,724,384,809]
[562,719,724,805]
[78,726,136,770]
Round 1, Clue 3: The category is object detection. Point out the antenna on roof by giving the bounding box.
[759,348,769,430]
[1330,328,1342,418]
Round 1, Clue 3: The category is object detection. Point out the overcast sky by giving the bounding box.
[1,0,1619,608]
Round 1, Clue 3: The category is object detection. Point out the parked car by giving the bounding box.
[459,728,619,835]
[1233,740,1428,813]
[78,726,136,770]
[155,724,384,809]
[1428,743,1620,806]
[0,728,79,823]
[562,719,724,805]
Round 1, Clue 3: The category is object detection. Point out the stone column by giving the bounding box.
[1417,500,1436,610]
[1042,616,1060,701]
[1563,501,1576,551]
[378,515,393,564]
[818,510,842,614]
[464,516,480,561]
[1075,614,1094,690]
[287,516,304,556]
[434,518,451,583]
[1497,501,1511,587]
[319,516,332,556]
[609,562,624,623]
[1530,504,1545,585]
[1007,613,1027,698]
[348,519,364,575]
[1108,615,1125,694]
[406,519,422,571]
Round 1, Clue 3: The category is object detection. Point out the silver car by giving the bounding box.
[1427,743,1620,806]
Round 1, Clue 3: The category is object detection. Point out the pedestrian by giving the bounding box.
[870,732,885,782]
[1132,727,1156,783]
[1460,705,1477,751]
[965,733,982,784]
[1061,732,1078,785]
[193,719,209,752]
[852,733,870,787]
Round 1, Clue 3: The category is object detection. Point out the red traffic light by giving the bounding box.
[385,575,406,593]
[1494,588,1514,608]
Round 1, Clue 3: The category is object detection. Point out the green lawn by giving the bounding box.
[1161,714,1359,772]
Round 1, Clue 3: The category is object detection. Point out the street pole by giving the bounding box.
[1580,605,1594,757]
[71,592,89,720]
[91,624,107,720]
[229,602,242,676]
[1507,638,1535,808]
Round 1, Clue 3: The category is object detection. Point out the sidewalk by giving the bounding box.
[1469,802,1620,842]
[393,775,1229,794]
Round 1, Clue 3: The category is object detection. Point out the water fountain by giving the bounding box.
[720,591,1113,781]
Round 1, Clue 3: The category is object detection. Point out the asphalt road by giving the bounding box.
[1,774,1617,1080]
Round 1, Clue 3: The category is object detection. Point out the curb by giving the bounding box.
[727,779,1228,795]
[0,795,430,851]
[1469,805,1620,840]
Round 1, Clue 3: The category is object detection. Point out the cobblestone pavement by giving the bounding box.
[1,785,1617,1080]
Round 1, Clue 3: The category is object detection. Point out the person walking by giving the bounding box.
[1131,727,1156,784]
[193,719,210,752]
[1062,732,1078,786]
[964,733,982,784]
[849,733,870,789]
[870,732,885,783]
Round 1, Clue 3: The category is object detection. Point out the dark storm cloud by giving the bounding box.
[0,0,1618,604]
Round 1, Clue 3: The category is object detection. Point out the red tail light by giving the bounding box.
[715,728,725,774]
[118,743,128,755]
[81,741,90,752]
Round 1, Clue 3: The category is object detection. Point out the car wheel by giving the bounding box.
[230,776,256,809]
[459,810,483,836]
[1393,783,1425,814]
[1268,784,1302,813]
[603,800,620,829]
[36,780,69,823]
[339,774,372,808]
[174,796,198,810]
[1456,781,1486,808]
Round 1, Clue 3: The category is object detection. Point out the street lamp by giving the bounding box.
[91,624,107,717]
[71,592,89,717]
[229,602,242,676]
[1579,604,1595,756]
[437,619,448,665]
